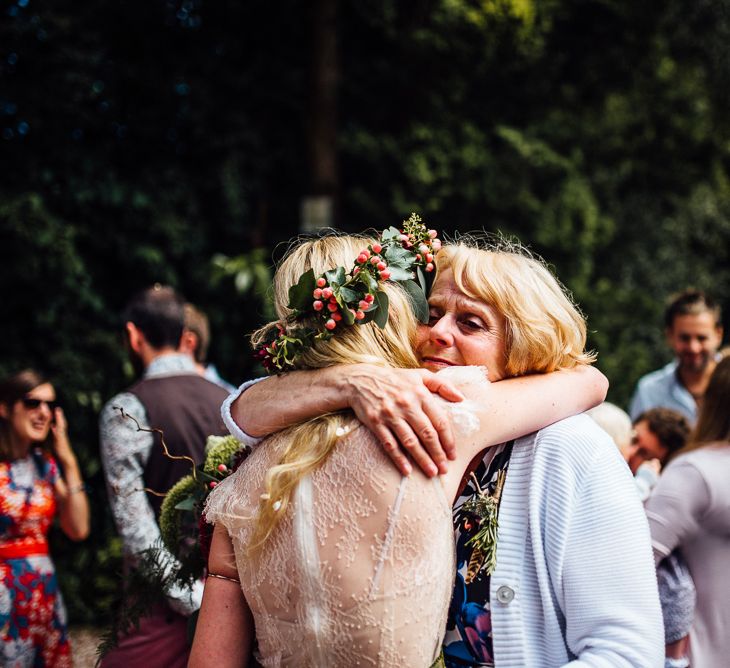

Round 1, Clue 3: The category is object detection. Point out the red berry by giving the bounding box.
[376,261,387,271]
[357,253,368,264]
[380,270,391,280]
[419,244,429,254]
[358,299,369,310]
[364,294,375,303]
[325,319,336,330]
[432,239,442,250]
[217,464,228,473]
[322,287,333,299]
[360,249,370,259]
[371,243,382,253]
[355,310,365,320]
[425,263,434,272]
[316,277,327,288]
[313,288,323,298]
[209,481,218,489]
[328,302,339,312]
[415,254,422,262]
[353,267,360,275]
[313,300,324,311]
[370,256,379,265]
[425,253,433,262]
[429,229,438,238]
[398,234,408,242]
[332,312,342,321]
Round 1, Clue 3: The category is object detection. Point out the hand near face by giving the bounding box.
[50,407,74,459]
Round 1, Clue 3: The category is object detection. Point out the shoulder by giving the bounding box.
[100,391,146,425]
[526,414,633,490]
[635,361,676,392]
[667,445,730,476]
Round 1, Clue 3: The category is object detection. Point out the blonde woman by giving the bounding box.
[191,234,612,667]
[645,356,730,667]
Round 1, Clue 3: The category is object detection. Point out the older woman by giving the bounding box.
[224,239,664,667]
[0,369,90,667]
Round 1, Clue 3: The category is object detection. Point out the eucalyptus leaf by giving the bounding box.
[383,244,412,266]
[373,290,390,328]
[287,269,316,311]
[341,307,356,325]
[401,279,430,323]
[324,266,346,286]
[385,265,413,281]
[416,266,427,292]
[339,287,360,302]
[380,226,401,241]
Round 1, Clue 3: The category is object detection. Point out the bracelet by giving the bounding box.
[207,571,241,585]
[67,482,86,495]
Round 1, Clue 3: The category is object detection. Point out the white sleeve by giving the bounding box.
[220,377,268,447]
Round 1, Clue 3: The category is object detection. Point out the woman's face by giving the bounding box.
[416,268,508,380]
[7,382,56,446]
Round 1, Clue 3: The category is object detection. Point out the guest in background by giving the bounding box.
[630,290,723,423]
[179,303,236,393]
[646,356,730,667]
[0,369,89,667]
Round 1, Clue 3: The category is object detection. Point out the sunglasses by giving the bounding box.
[21,397,59,412]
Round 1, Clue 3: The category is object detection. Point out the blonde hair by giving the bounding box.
[436,241,596,375]
[249,234,420,551]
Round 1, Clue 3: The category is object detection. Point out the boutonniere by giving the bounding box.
[462,469,506,582]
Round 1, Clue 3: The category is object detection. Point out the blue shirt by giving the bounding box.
[628,360,696,424]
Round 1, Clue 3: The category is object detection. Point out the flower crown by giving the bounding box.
[255,213,442,372]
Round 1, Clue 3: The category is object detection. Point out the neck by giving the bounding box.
[677,359,717,398]
[141,346,179,369]
[9,435,32,461]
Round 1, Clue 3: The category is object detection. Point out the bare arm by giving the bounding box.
[439,365,608,501]
[229,365,466,476]
[189,525,254,668]
[51,408,90,541]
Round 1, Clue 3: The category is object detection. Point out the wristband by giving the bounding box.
[67,482,86,495]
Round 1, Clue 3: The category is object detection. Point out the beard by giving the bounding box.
[678,351,713,373]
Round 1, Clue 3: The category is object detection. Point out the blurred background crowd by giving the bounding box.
[3,0,730,664]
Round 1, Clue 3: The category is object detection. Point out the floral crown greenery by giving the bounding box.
[254,213,442,372]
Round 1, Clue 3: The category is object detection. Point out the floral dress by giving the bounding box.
[0,450,71,667]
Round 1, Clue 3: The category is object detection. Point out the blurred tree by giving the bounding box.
[3,0,730,622]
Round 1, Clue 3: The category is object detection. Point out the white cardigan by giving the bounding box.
[492,415,664,667]
[223,387,664,667]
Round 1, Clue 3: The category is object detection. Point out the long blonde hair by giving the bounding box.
[436,241,596,375]
[249,235,420,552]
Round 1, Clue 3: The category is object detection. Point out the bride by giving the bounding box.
[189,225,605,667]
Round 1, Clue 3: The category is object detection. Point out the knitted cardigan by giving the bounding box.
[492,415,664,667]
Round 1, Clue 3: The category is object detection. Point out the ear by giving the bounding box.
[126,321,144,354]
[178,329,199,357]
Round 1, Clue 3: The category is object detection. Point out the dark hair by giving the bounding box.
[635,407,691,461]
[183,303,210,364]
[0,369,51,459]
[684,356,730,453]
[123,285,185,349]
[664,289,722,329]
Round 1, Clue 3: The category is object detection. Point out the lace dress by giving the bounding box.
[206,421,455,667]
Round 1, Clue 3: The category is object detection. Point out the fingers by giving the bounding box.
[387,419,440,477]
[421,400,456,463]
[420,371,465,403]
[369,424,412,476]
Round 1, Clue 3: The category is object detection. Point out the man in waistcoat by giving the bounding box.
[99,285,229,668]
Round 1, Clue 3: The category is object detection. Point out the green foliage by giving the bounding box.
[4,0,730,623]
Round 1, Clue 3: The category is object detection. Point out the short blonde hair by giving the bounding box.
[437,241,596,376]
[587,402,633,457]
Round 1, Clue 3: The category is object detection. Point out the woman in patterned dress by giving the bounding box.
[0,370,90,667]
